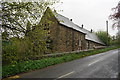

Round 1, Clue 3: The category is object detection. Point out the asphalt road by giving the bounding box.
[19,49,119,78]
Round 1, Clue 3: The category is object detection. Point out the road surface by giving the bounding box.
[19,49,119,78]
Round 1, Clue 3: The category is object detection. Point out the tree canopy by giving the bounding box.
[96,31,111,46]
[1,0,59,38]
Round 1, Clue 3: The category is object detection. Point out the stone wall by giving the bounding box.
[55,24,86,53]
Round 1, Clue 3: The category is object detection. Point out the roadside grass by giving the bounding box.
[2,46,120,78]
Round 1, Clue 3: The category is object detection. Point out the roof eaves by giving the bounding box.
[86,38,105,45]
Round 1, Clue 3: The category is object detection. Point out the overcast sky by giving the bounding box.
[54,0,119,36]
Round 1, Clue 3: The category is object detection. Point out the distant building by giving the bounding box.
[40,7,105,53]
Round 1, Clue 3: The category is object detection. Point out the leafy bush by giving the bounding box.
[2,31,47,65]
[2,38,31,65]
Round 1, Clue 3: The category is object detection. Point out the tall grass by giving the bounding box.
[2,46,120,78]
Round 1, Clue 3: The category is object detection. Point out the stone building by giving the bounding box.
[40,7,105,53]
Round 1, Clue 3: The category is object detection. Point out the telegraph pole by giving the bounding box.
[106,20,109,46]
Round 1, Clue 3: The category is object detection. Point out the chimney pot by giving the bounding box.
[91,29,93,33]
[81,24,83,28]
[70,19,72,21]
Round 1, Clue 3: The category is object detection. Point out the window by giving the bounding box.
[45,24,47,26]
[87,41,89,49]
[44,27,49,30]
[66,41,69,47]
[79,40,81,46]
[44,23,49,30]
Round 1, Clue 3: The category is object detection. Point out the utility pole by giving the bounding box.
[106,20,109,46]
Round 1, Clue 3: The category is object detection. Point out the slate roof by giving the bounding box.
[53,12,105,45]
[53,12,86,34]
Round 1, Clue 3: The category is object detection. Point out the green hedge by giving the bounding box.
[2,46,120,78]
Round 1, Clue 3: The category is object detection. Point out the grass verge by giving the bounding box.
[2,46,120,78]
